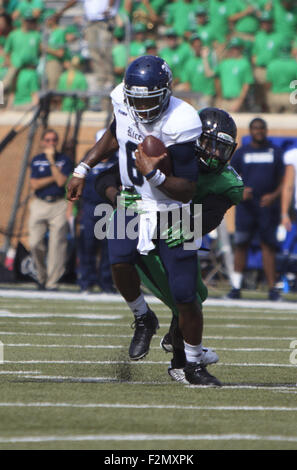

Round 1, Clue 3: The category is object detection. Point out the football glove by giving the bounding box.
[162,220,194,248]
[119,189,142,212]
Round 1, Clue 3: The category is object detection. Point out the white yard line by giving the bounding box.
[0,342,292,352]
[0,402,297,411]
[1,313,297,331]
[0,312,123,319]
[2,310,297,320]
[0,289,297,311]
[0,332,133,338]
[0,376,296,392]
[2,359,297,367]
[0,331,296,341]
[0,433,297,443]
[0,370,40,375]
[3,343,125,349]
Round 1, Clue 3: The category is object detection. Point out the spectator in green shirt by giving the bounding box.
[266,44,297,113]
[252,12,284,69]
[3,13,41,97]
[252,10,286,111]
[215,37,254,113]
[145,39,158,56]
[43,14,68,89]
[57,55,88,112]
[150,0,167,16]
[12,0,44,26]
[11,66,40,109]
[0,11,12,43]
[164,0,198,37]
[129,22,147,62]
[228,0,265,35]
[273,0,297,41]
[111,26,128,84]
[208,0,230,44]
[178,34,216,109]
[122,0,159,30]
[0,0,19,16]
[193,5,217,46]
[159,28,190,86]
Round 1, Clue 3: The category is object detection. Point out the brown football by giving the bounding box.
[142,135,171,176]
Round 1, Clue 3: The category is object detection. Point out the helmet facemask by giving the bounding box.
[196,131,237,173]
[123,85,171,124]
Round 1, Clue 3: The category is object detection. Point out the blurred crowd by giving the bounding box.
[0,0,296,113]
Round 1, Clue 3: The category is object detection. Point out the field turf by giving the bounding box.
[0,291,297,450]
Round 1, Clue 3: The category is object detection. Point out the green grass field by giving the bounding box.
[0,290,297,450]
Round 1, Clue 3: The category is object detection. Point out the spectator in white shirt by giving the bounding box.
[53,0,120,89]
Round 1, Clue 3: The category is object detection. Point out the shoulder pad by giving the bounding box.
[110,83,125,106]
[162,97,202,146]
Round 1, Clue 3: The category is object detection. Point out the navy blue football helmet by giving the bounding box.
[123,55,172,124]
[196,107,237,173]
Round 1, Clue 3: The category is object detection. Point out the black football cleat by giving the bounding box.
[129,309,159,360]
[226,287,241,299]
[160,332,173,353]
[184,362,222,387]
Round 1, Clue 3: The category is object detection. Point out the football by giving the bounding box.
[142,135,171,176]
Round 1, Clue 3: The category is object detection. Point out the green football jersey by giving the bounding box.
[193,165,244,205]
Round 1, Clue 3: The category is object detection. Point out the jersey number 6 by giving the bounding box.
[126,141,144,187]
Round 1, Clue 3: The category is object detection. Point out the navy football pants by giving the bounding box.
[108,209,198,304]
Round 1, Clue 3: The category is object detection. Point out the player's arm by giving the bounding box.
[136,142,198,203]
[201,193,233,235]
[67,121,119,201]
[94,162,121,207]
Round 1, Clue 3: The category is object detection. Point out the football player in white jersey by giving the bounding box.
[67,55,221,386]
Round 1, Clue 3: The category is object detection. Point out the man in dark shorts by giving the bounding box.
[227,118,284,301]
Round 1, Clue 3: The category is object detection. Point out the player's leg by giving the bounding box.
[136,250,218,382]
[108,209,159,360]
[159,240,221,386]
[161,255,208,351]
[165,259,218,383]
[259,207,281,301]
[227,203,254,299]
[136,252,179,317]
[28,198,48,288]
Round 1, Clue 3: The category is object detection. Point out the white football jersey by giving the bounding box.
[110,83,202,208]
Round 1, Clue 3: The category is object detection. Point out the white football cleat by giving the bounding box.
[168,347,219,384]
[201,347,219,366]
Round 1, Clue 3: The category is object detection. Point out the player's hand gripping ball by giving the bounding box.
[136,135,172,176]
